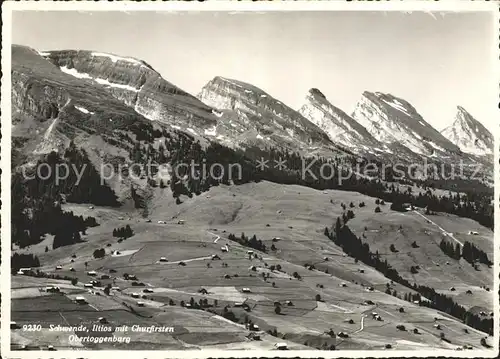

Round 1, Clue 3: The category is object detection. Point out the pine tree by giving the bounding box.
[73,231,81,243]
[454,243,461,259]
[335,217,342,234]
[125,225,133,238]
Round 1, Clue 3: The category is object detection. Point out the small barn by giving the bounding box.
[75,296,87,304]
[275,343,288,350]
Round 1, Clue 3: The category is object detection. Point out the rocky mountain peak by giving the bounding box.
[352,91,461,157]
[299,88,387,156]
[198,78,344,156]
[309,88,327,100]
[441,106,493,156]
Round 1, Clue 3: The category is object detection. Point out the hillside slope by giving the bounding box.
[13,182,493,351]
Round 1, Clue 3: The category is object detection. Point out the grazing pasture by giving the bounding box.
[11,182,494,350]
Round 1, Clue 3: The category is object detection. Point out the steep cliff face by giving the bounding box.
[41,49,217,131]
[299,88,389,156]
[352,92,461,157]
[12,46,159,155]
[12,45,163,202]
[198,77,345,155]
[441,106,493,157]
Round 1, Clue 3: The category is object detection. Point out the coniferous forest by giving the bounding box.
[11,142,106,249]
[122,126,493,230]
[11,126,493,250]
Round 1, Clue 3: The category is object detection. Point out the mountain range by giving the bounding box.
[9,45,495,351]
[13,45,493,171]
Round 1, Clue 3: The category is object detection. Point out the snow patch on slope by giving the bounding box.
[75,106,94,115]
[91,52,145,67]
[60,66,92,80]
[95,78,140,92]
[60,66,140,92]
[381,98,411,116]
[428,141,444,152]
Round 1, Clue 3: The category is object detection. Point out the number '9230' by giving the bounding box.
[22,324,42,331]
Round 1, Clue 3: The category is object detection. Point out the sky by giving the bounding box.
[12,10,496,133]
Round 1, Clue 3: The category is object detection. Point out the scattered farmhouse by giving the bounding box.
[75,296,87,304]
[275,342,288,350]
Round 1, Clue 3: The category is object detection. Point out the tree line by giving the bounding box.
[12,118,493,253]
[227,232,267,253]
[462,241,492,266]
[439,240,461,260]
[85,121,493,229]
[11,253,40,274]
[11,145,117,248]
[439,239,492,266]
[112,225,134,239]
[132,129,493,229]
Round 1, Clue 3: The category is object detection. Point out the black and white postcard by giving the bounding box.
[1,1,498,358]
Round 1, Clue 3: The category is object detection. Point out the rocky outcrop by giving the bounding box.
[299,88,388,156]
[41,49,217,131]
[352,91,461,157]
[198,77,345,155]
[12,45,159,155]
[11,45,163,202]
[441,106,493,157]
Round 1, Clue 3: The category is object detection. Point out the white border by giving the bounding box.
[1,1,499,358]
